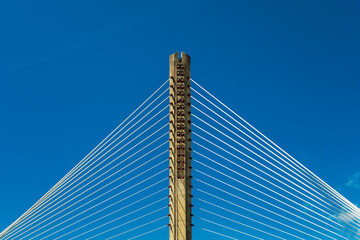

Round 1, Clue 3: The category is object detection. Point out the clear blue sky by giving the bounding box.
[0,0,359,238]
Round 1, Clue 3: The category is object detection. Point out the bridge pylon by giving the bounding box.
[169,52,192,240]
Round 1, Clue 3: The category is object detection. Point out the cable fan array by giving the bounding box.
[0,80,171,240]
[190,79,360,240]
[1,77,360,240]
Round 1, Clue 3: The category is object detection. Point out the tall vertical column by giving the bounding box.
[169,52,192,240]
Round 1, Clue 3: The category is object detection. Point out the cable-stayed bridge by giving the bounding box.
[0,52,359,240]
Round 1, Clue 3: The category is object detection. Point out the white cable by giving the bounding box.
[26,93,168,216]
[195,216,263,240]
[192,100,360,227]
[195,186,321,240]
[38,147,168,233]
[64,189,168,240]
[193,153,358,238]
[193,116,360,228]
[194,158,357,239]
[23,98,168,219]
[194,226,238,240]
[193,132,360,236]
[194,170,346,240]
[127,225,167,240]
[193,124,357,234]
[191,79,360,218]
[195,207,285,240]
[64,198,167,240]
[8,130,168,240]
[0,79,169,238]
[193,81,356,238]
[192,101,360,224]
[23,168,168,240]
[42,164,168,240]
[195,198,304,240]
[8,116,168,235]
[91,214,168,240]
[5,98,169,239]
[17,120,168,230]
[191,80,359,214]
[82,94,168,163]
[39,167,168,240]
[0,80,168,236]
[68,97,169,184]
[192,131,360,235]
[54,197,167,240]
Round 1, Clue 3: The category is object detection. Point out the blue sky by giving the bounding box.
[0,0,359,238]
